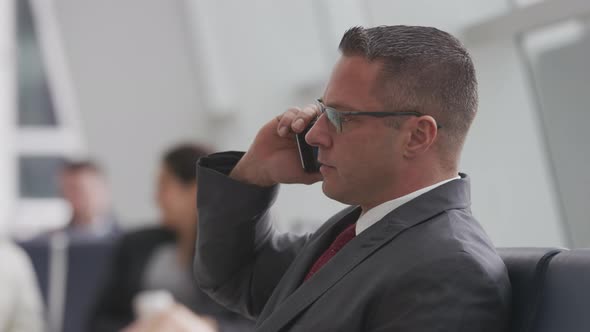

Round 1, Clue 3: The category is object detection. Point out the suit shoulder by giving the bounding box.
[397,209,505,278]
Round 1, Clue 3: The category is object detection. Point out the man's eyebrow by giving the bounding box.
[319,98,360,112]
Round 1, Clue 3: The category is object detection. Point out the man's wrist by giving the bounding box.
[229,157,275,187]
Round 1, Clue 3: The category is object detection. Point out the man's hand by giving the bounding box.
[230,104,323,186]
[121,304,218,332]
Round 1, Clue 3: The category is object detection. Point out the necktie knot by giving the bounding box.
[304,222,356,281]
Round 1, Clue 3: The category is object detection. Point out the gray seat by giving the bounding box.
[533,249,590,332]
[497,247,563,332]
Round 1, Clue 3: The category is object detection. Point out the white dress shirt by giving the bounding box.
[356,176,461,235]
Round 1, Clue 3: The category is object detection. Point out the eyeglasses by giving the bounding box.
[315,99,440,133]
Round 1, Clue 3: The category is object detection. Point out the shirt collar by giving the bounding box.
[355,176,461,235]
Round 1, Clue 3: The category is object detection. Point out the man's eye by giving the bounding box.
[340,116,353,123]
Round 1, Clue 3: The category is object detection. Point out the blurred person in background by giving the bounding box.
[16,159,119,332]
[0,237,43,332]
[89,143,254,332]
[14,160,121,331]
[55,160,119,240]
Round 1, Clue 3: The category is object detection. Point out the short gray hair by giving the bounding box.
[339,25,478,152]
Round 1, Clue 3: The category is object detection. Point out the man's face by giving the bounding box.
[306,56,408,208]
[156,165,197,230]
[60,169,109,222]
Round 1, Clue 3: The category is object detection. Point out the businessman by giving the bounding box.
[194,25,511,332]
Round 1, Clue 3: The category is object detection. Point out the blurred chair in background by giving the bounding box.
[0,238,44,332]
[89,143,254,332]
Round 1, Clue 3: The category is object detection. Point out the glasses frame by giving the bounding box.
[316,99,441,133]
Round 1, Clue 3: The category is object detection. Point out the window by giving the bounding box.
[9,0,85,235]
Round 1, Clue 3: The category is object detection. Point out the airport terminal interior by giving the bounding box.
[0,0,589,331]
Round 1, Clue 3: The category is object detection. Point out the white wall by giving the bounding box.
[50,0,567,246]
[463,39,564,247]
[534,31,590,247]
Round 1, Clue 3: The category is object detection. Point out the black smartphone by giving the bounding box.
[295,121,320,173]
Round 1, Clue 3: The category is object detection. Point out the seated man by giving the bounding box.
[17,160,120,332]
[192,25,511,331]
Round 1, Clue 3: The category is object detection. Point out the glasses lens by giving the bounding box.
[316,101,342,132]
[324,108,341,132]
[322,105,342,132]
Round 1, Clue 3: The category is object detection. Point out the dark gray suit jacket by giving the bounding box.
[195,152,511,332]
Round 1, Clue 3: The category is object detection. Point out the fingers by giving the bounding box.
[276,104,319,137]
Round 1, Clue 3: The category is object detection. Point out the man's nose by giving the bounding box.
[305,114,332,148]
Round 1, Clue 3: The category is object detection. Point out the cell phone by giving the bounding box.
[295,121,320,173]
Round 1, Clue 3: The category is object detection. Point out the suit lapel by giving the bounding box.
[256,218,413,332]
[256,206,361,323]
[257,175,471,332]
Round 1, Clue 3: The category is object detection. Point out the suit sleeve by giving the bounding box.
[194,152,311,320]
[365,251,511,332]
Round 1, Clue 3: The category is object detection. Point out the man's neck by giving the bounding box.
[70,212,103,227]
[175,221,197,267]
[360,169,459,213]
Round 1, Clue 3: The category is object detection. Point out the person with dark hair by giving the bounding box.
[57,159,119,239]
[188,25,511,331]
[88,144,254,332]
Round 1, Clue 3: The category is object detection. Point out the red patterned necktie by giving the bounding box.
[304,222,357,281]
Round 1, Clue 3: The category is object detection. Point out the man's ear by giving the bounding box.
[404,116,438,158]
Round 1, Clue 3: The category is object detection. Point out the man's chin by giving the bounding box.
[321,181,335,199]
[322,182,354,205]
